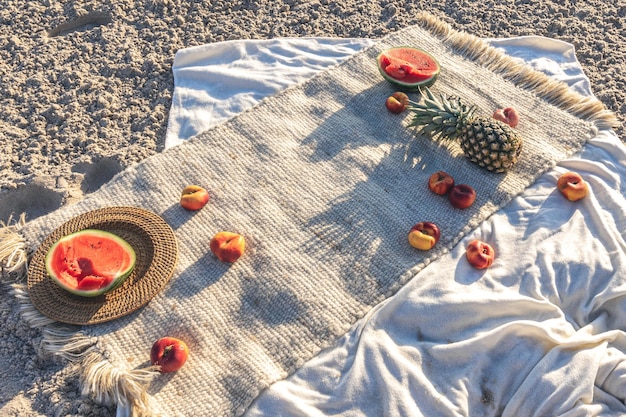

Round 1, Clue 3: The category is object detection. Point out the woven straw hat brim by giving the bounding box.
[27,206,178,325]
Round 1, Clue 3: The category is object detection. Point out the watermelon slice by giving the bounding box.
[377,47,440,91]
[45,229,136,297]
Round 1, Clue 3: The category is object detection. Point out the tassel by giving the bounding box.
[12,283,160,414]
[0,214,28,282]
[81,352,160,414]
[3,219,161,416]
[416,11,620,131]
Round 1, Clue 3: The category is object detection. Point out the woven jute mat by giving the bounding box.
[8,12,616,417]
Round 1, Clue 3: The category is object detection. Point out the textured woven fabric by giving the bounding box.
[16,14,611,417]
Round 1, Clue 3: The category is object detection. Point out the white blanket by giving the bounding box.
[166,38,626,416]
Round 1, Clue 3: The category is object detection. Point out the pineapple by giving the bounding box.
[407,87,523,173]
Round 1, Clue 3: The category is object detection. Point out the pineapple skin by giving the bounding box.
[407,88,523,173]
[459,116,523,173]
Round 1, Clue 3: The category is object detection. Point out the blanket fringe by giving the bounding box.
[416,12,621,132]
[0,214,28,281]
[80,352,160,416]
[5,256,159,415]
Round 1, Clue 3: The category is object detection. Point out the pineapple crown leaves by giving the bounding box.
[407,86,476,141]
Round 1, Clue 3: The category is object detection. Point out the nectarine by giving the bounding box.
[408,222,440,251]
[466,240,495,270]
[557,171,588,201]
[428,171,455,195]
[210,231,246,263]
[151,337,189,373]
[180,185,210,211]
[449,184,476,209]
[386,91,409,114]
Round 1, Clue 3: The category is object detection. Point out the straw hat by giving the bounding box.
[27,206,178,325]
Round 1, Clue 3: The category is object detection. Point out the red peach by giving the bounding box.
[385,92,409,114]
[180,185,210,211]
[408,222,441,251]
[449,184,476,209]
[557,171,588,201]
[428,171,455,195]
[210,231,246,263]
[493,107,520,128]
[466,240,496,270]
[150,337,189,373]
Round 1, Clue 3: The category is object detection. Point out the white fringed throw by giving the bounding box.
[0,12,617,417]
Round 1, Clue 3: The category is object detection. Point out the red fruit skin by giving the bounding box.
[493,107,520,128]
[557,171,588,201]
[385,92,409,113]
[180,185,210,211]
[466,240,496,270]
[210,231,246,263]
[150,337,189,373]
[408,222,441,250]
[449,184,477,209]
[428,171,455,195]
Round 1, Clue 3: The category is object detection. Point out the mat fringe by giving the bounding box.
[0,214,28,282]
[416,12,620,132]
[80,352,160,416]
[2,220,160,416]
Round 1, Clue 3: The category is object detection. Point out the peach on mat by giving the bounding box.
[180,185,210,210]
[408,222,440,251]
[151,337,189,373]
[210,231,246,263]
[449,184,476,209]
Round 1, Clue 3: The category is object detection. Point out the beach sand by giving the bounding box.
[0,1,624,415]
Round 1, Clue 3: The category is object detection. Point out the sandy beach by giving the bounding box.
[1,1,624,415]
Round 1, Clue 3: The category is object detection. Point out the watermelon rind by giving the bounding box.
[376,46,440,91]
[44,229,137,297]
